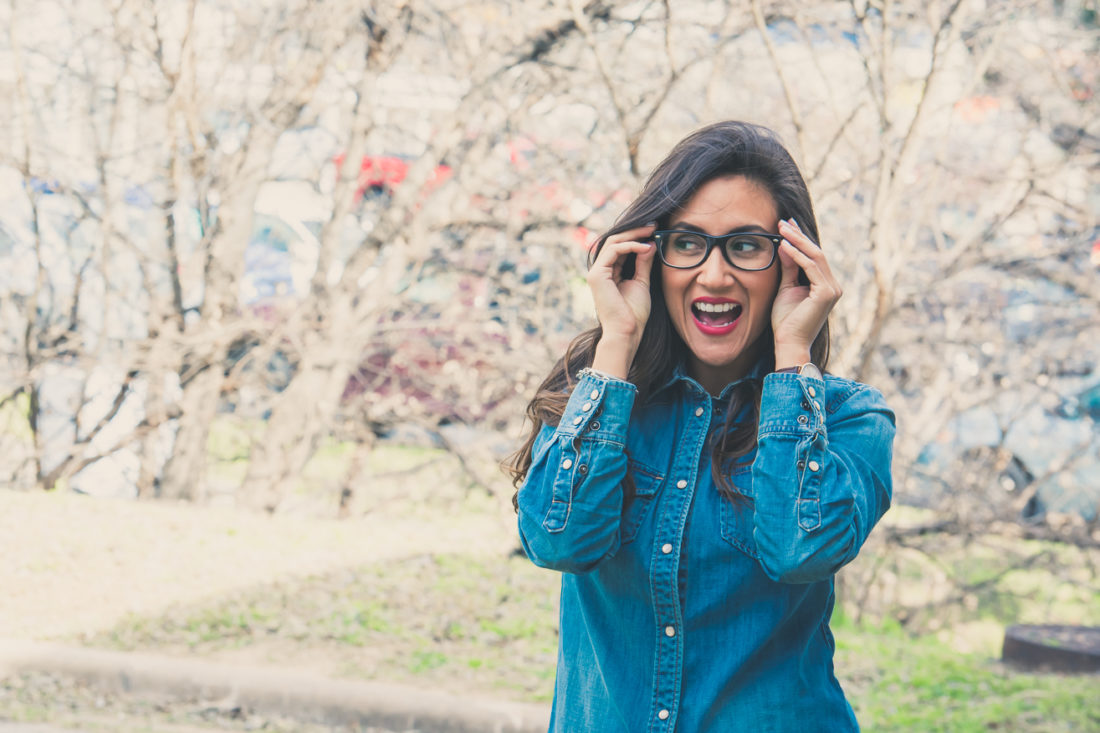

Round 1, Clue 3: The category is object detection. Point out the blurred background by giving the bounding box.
[1,0,1098,731]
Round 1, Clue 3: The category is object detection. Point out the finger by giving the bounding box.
[604,222,658,246]
[592,239,655,273]
[779,219,832,282]
[776,241,802,290]
[778,220,839,285]
[632,241,657,288]
[778,240,839,298]
[778,219,820,253]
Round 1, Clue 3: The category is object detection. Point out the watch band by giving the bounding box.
[774,362,822,380]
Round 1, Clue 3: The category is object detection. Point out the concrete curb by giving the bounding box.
[0,641,549,733]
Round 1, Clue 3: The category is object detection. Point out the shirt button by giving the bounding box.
[582,402,592,412]
[562,458,573,469]
[590,389,600,400]
[814,400,822,411]
[658,709,670,720]
[797,460,805,470]
[573,416,583,425]
[676,479,687,489]
[808,386,817,397]
[662,543,672,554]
[808,460,820,472]
[665,626,676,637]
[797,415,809,425]
[695,406,704,417]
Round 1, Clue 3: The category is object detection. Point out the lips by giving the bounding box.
[691,298,742,335]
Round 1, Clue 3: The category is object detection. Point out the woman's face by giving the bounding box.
[660,175,781,393]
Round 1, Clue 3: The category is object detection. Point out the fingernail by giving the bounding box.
[645,221,657,227]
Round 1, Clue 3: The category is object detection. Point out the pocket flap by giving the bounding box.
[628,460,664,496]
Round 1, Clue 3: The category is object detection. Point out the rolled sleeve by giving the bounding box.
[751,372,895,584]
[517,371,637,573]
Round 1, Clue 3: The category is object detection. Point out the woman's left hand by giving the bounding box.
[771,218,842,366]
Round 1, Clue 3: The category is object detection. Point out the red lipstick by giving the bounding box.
[691,297,742,335]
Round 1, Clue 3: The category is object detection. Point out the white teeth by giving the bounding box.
[695,302,738,313]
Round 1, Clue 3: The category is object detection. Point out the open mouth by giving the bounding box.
[691,300,742,329]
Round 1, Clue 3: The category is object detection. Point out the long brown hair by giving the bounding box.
[508,121,830,507]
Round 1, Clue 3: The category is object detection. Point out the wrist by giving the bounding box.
[773,346,812,371]
[592,336,640,381]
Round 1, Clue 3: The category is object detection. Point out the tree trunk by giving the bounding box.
[158,366,220,502]
[237,351,353,513]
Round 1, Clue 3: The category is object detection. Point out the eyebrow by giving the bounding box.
[666,222,774,236]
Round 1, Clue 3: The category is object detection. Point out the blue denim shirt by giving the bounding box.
[517,365,895,732]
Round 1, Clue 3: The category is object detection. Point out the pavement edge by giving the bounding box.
[0,640,549,733]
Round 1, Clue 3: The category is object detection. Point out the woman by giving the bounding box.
[509,121,895,731]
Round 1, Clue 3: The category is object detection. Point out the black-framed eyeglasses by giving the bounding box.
[653,229,781,271]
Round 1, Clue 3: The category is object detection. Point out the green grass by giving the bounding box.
[88,553,561,701]
[84,547,1099,727]
[835,618,1100,732]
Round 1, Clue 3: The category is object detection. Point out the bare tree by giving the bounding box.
[2,0,1095,546]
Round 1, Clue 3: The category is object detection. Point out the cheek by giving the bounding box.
[754,268,781,305]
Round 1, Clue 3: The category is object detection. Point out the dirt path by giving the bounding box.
[0,489,517,640]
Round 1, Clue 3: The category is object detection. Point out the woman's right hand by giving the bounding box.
[587,224,657,378]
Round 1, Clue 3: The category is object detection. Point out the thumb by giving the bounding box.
[777,241,800,290]
[632,243,657,289]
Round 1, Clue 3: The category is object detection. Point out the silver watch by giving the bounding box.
[796,362,822,381]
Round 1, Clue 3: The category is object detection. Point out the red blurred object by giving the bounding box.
[332,153,452,201]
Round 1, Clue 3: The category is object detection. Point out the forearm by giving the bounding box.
[516,370,637,573]
[750,372,895,584]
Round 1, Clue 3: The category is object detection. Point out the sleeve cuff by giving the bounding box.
[758,371,826,437]
[555,370,636,444]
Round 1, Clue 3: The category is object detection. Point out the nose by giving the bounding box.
[695,244,735,287]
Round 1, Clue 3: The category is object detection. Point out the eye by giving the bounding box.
[727,235,767,254]
[669,233,706,253]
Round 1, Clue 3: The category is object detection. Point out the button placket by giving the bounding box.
[795,432,825,530]
[543,439,581,532]
[795,378,825,426]
[648,404,705,733]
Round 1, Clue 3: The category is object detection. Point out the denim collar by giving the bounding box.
[654,357,770,401]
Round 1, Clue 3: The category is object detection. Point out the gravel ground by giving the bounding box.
[0,670,409,732]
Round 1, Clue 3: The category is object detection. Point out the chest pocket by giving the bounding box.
[718,464,759,558]
[620,460,663,544]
